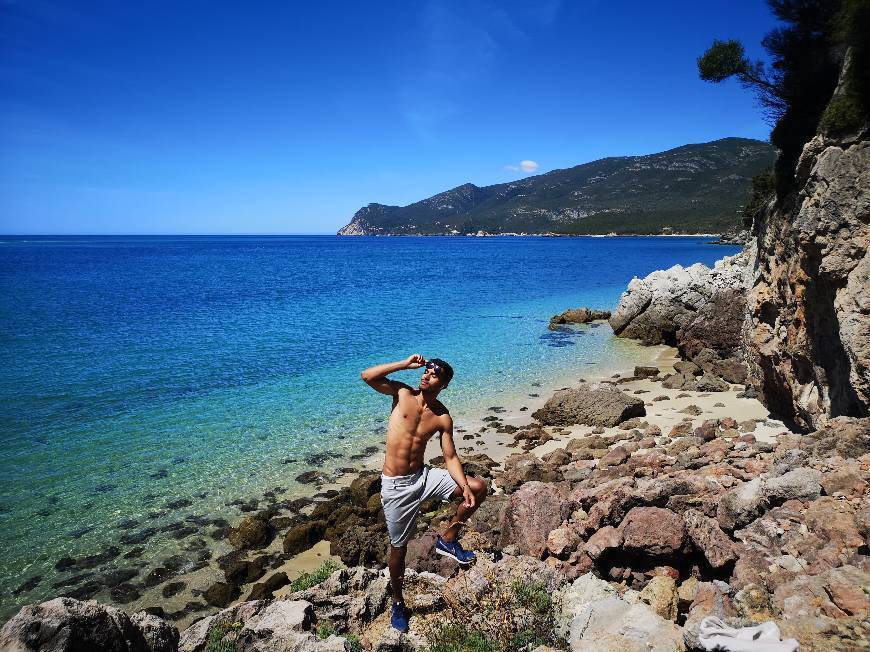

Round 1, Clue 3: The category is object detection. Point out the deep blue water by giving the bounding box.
[0,234,736,617]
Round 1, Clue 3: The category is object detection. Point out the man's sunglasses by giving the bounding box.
[425,361,444,377]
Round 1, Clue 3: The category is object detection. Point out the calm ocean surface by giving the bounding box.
[0,234,737,619]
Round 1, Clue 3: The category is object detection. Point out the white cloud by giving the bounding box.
[505,160,540,174]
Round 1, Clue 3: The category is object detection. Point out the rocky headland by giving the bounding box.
[336,138,775,237]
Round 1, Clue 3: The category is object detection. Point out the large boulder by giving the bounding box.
[228,515,273,550]
[716,478,768,532]
[618,507,686,558]
[329,524,387,566]
[349,472,381,507]
[465,493,509,549]
[533,385,645,427]
[677,288,748,360]
[554,573,619,641]
[204,581,239,607]
[717,469,822,531]
[638,576,680,621]
[555,574,685,651]
[246,572,290,601]
[0,597,179,652]
[404,530,461,575]
[610,253,749,346]
[283,520,326,555]
[683,509,738,569]
[498,452,562,493]
[498,481,573,558]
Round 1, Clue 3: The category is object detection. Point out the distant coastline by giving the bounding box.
[336,232,723,237]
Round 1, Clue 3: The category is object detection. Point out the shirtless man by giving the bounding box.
[361,354,487,632]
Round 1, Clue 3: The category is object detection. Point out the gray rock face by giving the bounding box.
[764,468,822,503]
[0,597,179,652]
[179,599,346,652]
[716,478,767,532]
[717,468,822,531]
[746,133,869,429]
[532,385,645,427]
[609,254,749,346]
[555,574,685,652]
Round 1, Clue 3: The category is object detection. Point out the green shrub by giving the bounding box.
[820,93,866,134]
[424,570,561,652]
[290,559,341,592]
[428,623,499,652]
[511,579,552,614]
[344,633,364,652]
[205,624,236,652]
[316,621,335,639]
[741,168,775,227]
[509,628,546,651]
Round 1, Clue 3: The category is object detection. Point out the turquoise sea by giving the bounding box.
[0,234,737,620]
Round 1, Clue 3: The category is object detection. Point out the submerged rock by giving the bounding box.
[549,307,611,330]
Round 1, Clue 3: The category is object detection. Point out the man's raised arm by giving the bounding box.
[360,354,424,395]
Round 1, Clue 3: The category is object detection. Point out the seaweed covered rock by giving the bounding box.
[549,307,611,330]
[228,515,273,550]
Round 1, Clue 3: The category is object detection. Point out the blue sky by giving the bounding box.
[1,1,779,234]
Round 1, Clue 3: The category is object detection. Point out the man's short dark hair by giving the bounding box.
[430,358,454,385]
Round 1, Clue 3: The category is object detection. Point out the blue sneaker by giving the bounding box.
[435,535,476,564]
[390,601,409,632]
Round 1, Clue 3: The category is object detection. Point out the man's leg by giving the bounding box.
[441,476,487,543]
[388,543,406,604]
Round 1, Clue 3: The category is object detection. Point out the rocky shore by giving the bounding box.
[3,347,867,650]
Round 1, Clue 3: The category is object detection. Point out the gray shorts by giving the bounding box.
[380,465,458,547]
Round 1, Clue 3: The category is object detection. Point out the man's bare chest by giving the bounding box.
[391,397,443,437]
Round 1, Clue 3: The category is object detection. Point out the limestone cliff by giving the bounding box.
[744,129,869,429]
[612,49,869,431]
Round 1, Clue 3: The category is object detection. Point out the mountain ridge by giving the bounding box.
[338,137,776,236]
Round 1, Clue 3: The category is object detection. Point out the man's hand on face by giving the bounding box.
[462,485,475,508]
[405,354,426,369]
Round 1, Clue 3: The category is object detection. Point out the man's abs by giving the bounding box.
[382,425,433,476]
[382,390,445,476]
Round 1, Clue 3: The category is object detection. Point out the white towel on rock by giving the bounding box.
[698,616,799,652]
